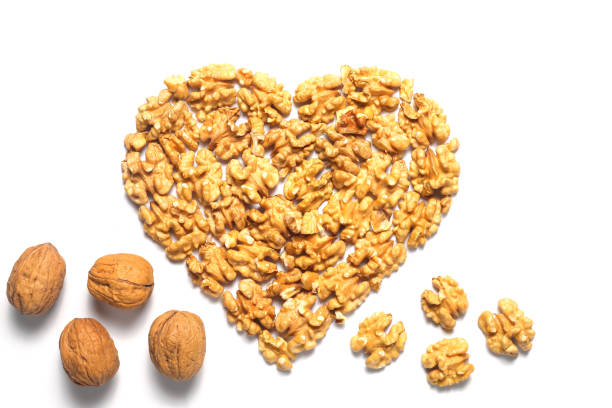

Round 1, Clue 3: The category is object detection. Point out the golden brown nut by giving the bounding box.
[350,311,406,369]
[59,318,119,386]
[222,279,275,336]
[294,74,346,124]
[422,338,474,387]
[258,330,295,371]
[421,276,468,330]
[7,243,66,316]
[398,79,451,149]
[87,254,154,310]
[274,293,333,356]
[478,298,535,357]
[149,310,206,381]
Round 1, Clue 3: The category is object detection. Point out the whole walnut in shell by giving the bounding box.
[149,310,206,381]
[59,318,120,386]
[6,243,66,316]
[88,253,154,309]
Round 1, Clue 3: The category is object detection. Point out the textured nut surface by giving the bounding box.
[122,65,461,371]
[422,337,474,387]
[478,298,535,356]
[350,312,406,369]
[59,318,119,386]
[7,243,66,316]
[149,310,206,381]
[88,254,154,309]
[421,276,468,330]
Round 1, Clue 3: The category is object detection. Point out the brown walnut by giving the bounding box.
[87,254,154,309]
[149,310,206,381]
[6,243,66,316]
[59,318,120,386]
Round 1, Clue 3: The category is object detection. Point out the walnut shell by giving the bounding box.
[59,318,120,386]
[149,310,206,381]
[87,253,153,309]
[6,243,66,316]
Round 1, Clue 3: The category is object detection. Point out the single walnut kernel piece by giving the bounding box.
[336,107,368,136]
[421,276,468,330]
[294,74,346,124]
[187,64,237,119]
[422,338,474,387]
[349,230,407,291]
[258,330,295,371]
[149,310,206,381]
[284,158,333,213]
[7,243,66,316]
[263,119,319,178]
[88,254,154,310]
[199,107,249,161]
[187,242,236,298]
[222,279,275,336]
[122,143,174,205]
[341,65,401,118]
[314,262,370,321]
[227,150,280,204]
[478,298,535,357]
[59,318,119,386]
[237,69,292,136]
[409,138,460,197]
[393,192,445,248]
[274,293,333,355]
[398,79,451,148]
[350,312,406,369]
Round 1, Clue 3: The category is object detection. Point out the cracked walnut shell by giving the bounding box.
[421,276,468,330]
[7,243,66,316]
[149,310,206,381]
[88,254,154,310]
[59,318,119,386]
[422,337,474,387]
[478,298,535,357]
[350,312,406,369]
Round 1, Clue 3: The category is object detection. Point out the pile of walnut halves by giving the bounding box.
[121,64,460,370]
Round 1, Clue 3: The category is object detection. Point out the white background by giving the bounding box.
[1,1,610,406]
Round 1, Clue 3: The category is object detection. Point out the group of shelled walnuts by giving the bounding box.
[6,243,206,386]
[121,64,460,371]
[350,276,535,387]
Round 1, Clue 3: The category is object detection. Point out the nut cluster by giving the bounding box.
[121,64,460,370]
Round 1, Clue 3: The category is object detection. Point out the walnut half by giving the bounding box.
[350,312,406,369]
[421,276,468,330]
[422,338,474,387]
[478,298,535,357]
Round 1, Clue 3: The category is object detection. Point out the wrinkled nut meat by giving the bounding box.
[478,298,535,357]
[88,254,154,309]
[421,276,468,330]
[7,243,66,316]
[59,318,120,386]
[149,310,206,381]
[122,64,460,370]
[350,312,406,369]
[422,337,474,387]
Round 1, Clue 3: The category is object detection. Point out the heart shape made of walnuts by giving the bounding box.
[121,64,460,371]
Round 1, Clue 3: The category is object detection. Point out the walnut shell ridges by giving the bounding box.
[6,243,66,316]
[88,253,154,309]
[149,310,206,381]
[59,318,120,386]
